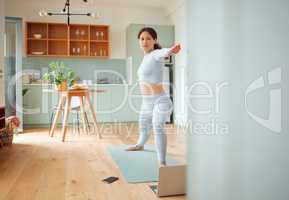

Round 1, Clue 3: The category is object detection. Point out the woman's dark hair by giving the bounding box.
[137,27,162,50]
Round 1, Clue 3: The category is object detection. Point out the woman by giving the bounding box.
[126,27,181,166]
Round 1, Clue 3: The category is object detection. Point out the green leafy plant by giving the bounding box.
[43,61,75,87]
[22,88,29,96]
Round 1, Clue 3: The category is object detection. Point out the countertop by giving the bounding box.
[23,83,132,86]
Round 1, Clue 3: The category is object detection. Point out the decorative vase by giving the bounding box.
[56,80,68,91]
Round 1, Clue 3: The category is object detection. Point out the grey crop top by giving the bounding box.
[137,48,172,84]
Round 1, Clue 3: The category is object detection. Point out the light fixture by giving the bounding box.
[39,0,100,25]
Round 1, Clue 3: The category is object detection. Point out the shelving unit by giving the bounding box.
[26,22,48,56]
[26,22,109,58]
[90,25,109,57]
[69,24,88,57]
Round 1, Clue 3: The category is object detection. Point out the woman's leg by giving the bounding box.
[136,98,154,146]
[152,95,173,163]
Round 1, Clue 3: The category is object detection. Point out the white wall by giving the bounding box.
[167,1,188,126]
[186,0,289,199]
[0,0,5,107]
[4,0,171,59]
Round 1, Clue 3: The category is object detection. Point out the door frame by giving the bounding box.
[5,17,23,132]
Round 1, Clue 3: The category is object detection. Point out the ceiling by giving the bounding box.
[83,0,177,9]
[13,0,180,10]
[5,0,183,18]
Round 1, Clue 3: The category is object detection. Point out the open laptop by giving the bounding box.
[149,165,186,197]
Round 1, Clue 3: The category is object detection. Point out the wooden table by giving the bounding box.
[49,89,105,142]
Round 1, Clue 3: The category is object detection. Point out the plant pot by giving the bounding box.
[56,80,68,91]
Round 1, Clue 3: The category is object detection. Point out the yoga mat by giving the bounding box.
[107,145,177,183]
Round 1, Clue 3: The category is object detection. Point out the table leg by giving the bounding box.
[79,96,88,134]
[86,93,101,139]
[50,96,64,137]
[61,95,71,142]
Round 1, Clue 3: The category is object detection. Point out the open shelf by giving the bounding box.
[69,41,89,56]
[48,40,68,56]
[48,23,68,40]
[27,40,47,55]
[90,42,109,57]
[26,22,110,58]
[27,22,47,39]
[90,25,109,57]
[90,25,109,41]
[69,24,89,40]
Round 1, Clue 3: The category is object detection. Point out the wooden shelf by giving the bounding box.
[48,39,68,41]
[48,40,68,56]
[69,24,89,40]
[70,39,89,42]
[27,40,47,55]
[69,41,89,56]
[28,38,47,41]
[90,40,109,43]
[26,22,47,39]
[48,23,68,40]
[90,42,109,57]
[90,25,109,41]
[26,22,110,58]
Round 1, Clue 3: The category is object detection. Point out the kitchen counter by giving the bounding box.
[22,84,142,127]
[23,83,130,86]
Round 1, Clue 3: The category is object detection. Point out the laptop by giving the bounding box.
[149,165,186,197]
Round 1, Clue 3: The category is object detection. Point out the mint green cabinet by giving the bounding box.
[22,84,142,127]
[126,24,174,84]
[22,85,51,126]
[110,85,142,122]
[91,85,112,122]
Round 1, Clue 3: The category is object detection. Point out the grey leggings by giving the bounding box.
[136,91,173,162]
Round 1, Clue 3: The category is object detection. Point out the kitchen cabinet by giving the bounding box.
[26,22,110,58]
[22,85,50,126]
[92,85,112,122]
[109,85,141,122]
[126,24,174,84]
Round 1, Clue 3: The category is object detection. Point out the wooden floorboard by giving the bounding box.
[0,123,187,200]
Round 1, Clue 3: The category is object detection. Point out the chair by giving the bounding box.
[49,96,91,135]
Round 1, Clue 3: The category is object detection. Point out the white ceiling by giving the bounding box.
[83,0,176,9]
[6,0,184,18]
[16,0,180,10]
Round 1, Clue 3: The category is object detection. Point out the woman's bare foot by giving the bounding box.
[125,145,144,151]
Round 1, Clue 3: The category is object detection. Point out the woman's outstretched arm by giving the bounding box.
[153,43,181,61]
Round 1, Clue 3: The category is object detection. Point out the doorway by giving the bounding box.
[4,17,23,131]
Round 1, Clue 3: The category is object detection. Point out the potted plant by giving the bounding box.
[43,61,75,91]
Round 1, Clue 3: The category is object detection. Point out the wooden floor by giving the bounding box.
[0,123,187,200]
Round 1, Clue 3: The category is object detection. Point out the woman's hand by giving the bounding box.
[170,43,181,54]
